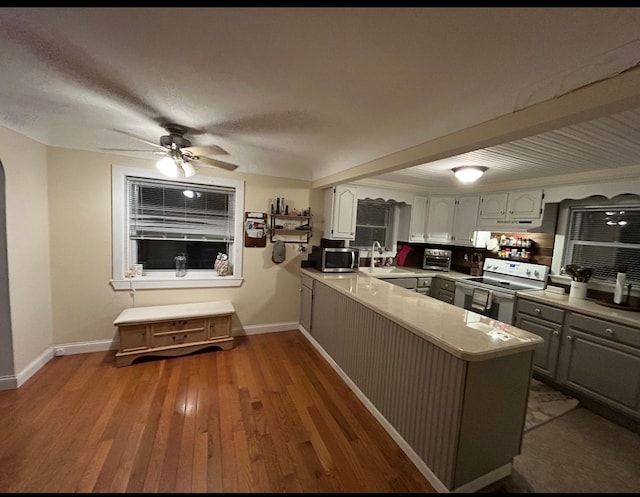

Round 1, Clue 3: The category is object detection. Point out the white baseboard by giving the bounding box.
[234,322,299,336]
[7,321,300,391]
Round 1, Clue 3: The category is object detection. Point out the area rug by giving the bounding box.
[524,378,579,432]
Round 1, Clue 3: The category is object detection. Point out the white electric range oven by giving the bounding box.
[454,258,549,325]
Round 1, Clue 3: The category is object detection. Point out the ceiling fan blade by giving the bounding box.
[182,145,229,156]
[195,156,239,171]
[99,148,165,153]
[110,129,165,149]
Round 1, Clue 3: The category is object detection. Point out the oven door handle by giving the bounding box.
[456,282,513,300]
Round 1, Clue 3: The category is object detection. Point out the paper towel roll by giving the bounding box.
[613,272,626,304]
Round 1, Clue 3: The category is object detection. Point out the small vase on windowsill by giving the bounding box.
[569,281,588,300]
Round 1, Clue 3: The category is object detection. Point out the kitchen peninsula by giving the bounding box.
[299,268,543,493]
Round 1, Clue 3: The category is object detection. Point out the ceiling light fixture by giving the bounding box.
[452,166,488,184]
[156,151,197,178]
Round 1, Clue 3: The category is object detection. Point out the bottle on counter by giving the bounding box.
[614,272,627,304]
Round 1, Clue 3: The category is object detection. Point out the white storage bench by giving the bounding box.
[113,301,235,367]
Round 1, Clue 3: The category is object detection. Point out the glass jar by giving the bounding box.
[174,254,187,277]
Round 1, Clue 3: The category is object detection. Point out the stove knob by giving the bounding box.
[534,270,540,277]
[526,269,531,276]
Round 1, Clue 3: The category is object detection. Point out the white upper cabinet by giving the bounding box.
[323,185,358,240]
[426,196,456,243]
[451,195,480,246]
[507,189,543,219]
[426,195,480,246]
[407,194,429,242]
[478,189,543,228]
[478,192,508,219]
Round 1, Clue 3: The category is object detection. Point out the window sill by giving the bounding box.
[110,275,243,290]
[549,274,624,293]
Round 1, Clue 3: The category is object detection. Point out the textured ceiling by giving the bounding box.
[2,7,640,188]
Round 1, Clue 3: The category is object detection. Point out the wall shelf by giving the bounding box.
[269,214,313,243]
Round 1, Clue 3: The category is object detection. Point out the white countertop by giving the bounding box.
[516,290,640,328]
[356,267,471,280]
[301,268,542,362]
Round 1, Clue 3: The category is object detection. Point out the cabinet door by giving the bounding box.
[208,315,231,339]
[479,193,508,220]
[409,194,429,242]
[515,313,561,379]
[452,196,479,246]
[557,328,640,414]
[507,189,542,219]
[426,196,455,243]
[300,283,313,333]
[119,324,149,352]
[325,185,357,239]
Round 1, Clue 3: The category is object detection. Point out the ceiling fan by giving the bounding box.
[104,123,239,177]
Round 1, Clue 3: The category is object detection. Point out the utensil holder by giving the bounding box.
[569,281,587,300]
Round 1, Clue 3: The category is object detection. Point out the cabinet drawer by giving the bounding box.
[567,312,640,349]
[153,318,206,333]
[152,327,207,348]
[119,324,149,352]
[516,298,565,324]
[440,289,455,304]
[439,280,454,291]
[417,277,432,288]
[208,315,232,338]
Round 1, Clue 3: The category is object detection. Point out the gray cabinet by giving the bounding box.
[515,299,565,380]
[557,312,640,418]
[431,276,455,304]
[300,273,314,333]
[516,295,640,422]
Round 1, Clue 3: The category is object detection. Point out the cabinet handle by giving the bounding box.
[567,335,573,341]
[500,211,505,214]
[605,328,614,335]
[553,330,559,336]
[509,210,514,214]
[535,308,541,314]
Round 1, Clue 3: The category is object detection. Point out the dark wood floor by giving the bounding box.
[0,330,436,493]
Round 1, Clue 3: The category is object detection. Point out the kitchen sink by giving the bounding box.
[358,267,414,275]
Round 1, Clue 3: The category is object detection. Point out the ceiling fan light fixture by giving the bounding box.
[452,166,488,184]
[181,160,196,178]
[156,156,179,177]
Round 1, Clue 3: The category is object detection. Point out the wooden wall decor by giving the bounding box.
[244,212,267,248]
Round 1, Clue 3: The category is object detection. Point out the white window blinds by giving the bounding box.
[566,206,640,282]
[127,177,235,242]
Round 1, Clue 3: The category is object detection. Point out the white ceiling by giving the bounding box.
[2,7,640,190]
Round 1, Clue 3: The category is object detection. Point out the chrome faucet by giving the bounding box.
[371,241,384,269]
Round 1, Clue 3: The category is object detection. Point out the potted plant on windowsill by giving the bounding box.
[562,264,593,299]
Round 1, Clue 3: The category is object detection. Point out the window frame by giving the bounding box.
[563,203,640,284]
[110,165,244,290]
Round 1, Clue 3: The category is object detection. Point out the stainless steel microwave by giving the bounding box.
[317,247,360,272]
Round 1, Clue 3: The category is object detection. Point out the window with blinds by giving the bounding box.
[127,177,235,270]
[353,199,393,249]
[565,206,640,283]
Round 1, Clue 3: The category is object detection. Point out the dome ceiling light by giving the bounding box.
[452,166,488,184]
